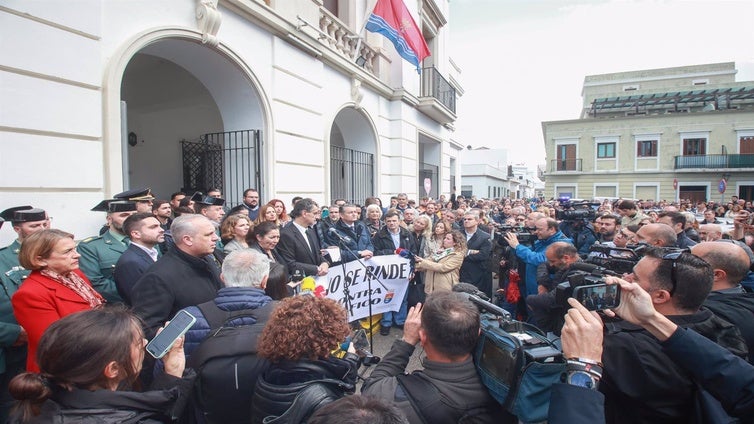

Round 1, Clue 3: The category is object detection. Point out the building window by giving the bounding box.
[683,138,706,155]
[597,142,616,158]
[637,140,657,157]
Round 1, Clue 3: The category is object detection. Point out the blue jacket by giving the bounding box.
[180,287,272,360]
[515,231,572,296]
[325,220,375,263]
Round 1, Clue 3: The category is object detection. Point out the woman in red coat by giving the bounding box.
[11,229,104,372]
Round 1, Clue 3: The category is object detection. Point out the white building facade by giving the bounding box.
[0,0,464,244]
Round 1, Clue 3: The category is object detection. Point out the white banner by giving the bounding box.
[314,255,411,321]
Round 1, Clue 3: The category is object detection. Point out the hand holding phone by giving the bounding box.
[146,310,196,359]
[572,283,621,311]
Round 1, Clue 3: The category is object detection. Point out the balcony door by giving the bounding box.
[740,136,754,154]
[557,144,576,171]
[683,138,706,155]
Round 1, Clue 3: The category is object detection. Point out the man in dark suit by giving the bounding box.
[131,214,223,339]
[114,213,164,305]
[277,198,329,278]
[459,210,493,297]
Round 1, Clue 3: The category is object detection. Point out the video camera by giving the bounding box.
[453,284,564,422]
[493,223,536,247]
[555,262,622,311]
[584,243,647,275]
[555,200,599,222]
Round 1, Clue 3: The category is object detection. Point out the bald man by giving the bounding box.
[692,242,754,364]
[634,223,677,247]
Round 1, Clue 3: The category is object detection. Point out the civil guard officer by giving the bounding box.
[78,200,138,303]
[115,187,156,214]
[0,206,50,421]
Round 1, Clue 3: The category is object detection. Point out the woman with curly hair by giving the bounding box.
[268,199,290,226]
[251,296,357,424]
[415,230,467,294]
[220,214,253,254]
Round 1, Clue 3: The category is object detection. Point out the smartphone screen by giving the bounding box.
[146,310,196,359]
[572,283,621,311]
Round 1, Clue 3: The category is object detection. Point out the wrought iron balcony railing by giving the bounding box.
[421,66,456,113]
[550,159,582,172]
[674,154,754,169]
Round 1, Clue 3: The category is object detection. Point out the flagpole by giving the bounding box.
[353,0,379,60]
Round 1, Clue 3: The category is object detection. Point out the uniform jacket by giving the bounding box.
[11,269,95,372]
[114,244,158,306]
[277,222,325,277]
[131,248,223,339]
[325,220,374,263]
[0,240,26,374]
[600,308,748,424]
[459,230,493,297]
[77,230,128,303]
[416,250,464,294]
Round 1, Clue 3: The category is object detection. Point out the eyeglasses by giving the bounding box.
[662,251,683,295]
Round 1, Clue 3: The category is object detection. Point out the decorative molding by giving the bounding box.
[351,78,364,109]
[196,0,222,47]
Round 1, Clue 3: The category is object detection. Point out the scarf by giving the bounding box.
[431,248,455,262]
[40,269,105,308]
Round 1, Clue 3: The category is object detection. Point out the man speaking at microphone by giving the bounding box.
[372,210,419,336]
[324,203,374,263]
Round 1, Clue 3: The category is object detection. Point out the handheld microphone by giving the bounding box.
[395,248,416,260]
[328,227,352,244]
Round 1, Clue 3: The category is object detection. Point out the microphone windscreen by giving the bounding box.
[570,262,599,273]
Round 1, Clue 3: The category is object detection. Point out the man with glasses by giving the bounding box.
[278,198,330,278]
[600,247,748,423]
[242,188,261,220]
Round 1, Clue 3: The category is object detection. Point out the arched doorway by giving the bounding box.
[119,38,266,205]
[329,107,378,203]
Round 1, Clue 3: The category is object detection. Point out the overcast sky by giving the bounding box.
[449,0,754,169]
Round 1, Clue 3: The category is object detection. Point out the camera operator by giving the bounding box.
[598,247,747,423]
[527,242,582,334]
[504,218,572,297]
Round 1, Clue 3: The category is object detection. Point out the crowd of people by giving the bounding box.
[0,188,753,423]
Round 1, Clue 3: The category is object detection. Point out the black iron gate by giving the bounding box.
[330,145,374,204]
[181,130,262,207]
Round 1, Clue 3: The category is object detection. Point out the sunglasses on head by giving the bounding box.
[661,251,684,295]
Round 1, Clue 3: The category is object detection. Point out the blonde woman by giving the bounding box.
[414,230,467,294]
[412,215,433,258]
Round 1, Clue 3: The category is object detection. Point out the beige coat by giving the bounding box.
[416,249,465,295]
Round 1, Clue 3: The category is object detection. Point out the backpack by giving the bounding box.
[187,301,276,424]
[396,373,501,424]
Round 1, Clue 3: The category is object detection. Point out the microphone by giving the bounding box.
[395,248,416,260]
[453,283,510,319]
[570,261,621,277]
[328,227,352,244]
[453,282,492,302]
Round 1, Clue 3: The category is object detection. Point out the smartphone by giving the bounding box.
[146,310,196,359]
[572,283,621,311]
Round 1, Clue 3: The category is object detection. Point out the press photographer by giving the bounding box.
[556,200,599,258]
[504,218,572,297]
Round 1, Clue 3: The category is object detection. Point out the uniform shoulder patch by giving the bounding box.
[80,236,101,244]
